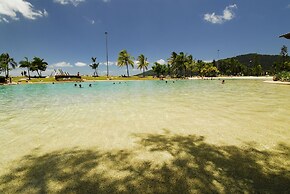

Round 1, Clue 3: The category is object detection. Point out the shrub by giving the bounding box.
[273,71,290,82]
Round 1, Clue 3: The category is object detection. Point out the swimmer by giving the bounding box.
[222,80,225,84]
[79,84,82,88]
[89,84,92,87]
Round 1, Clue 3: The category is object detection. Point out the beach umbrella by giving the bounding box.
[279,32,290,39]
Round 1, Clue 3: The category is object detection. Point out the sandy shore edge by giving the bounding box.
[263,80,290,85]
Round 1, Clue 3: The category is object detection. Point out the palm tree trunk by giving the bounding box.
[6,67,9,78]
[143,67,145,77]
[27,68,31,80]
[36,70,41,77]
[126,64,130,77]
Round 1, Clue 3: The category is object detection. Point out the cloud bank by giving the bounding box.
[0,0,47,23]
[204,4,237,24]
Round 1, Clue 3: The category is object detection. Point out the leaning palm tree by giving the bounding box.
[0,53,17,78]
[31,57,48,77]
[117,50,134,77]
[137,54,149,77]
[19,57,32,80]
[89,57,99,76]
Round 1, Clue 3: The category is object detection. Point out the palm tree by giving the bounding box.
[137,54,149,77]
[168,52,178,77]
[0,53,17,78]
[90,57,99,76]
[117,50,134,77]
[19,57,32,79]
[31,57,48,77]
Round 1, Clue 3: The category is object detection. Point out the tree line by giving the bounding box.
[0,53,48,80]
[1,45,289,80]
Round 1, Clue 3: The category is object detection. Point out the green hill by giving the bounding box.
[230,53,281,72]
[135,70,155,77]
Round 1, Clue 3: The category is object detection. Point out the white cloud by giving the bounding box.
[204,4,237,24]
[43,9,49,17]
[75,62,87,67]
[53,0,85,7]
[0,0,47,22]
[156,59,166,65]
[101,61,117,66]
[51,61,73,67]
[288,4,290,8]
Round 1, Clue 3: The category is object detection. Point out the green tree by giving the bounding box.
[117,50,134,77]
[280,45,289,71]
[31,57,48,77]
[168,52,189,77]
[168,52,178,76]
[252,55,262,76]
[90,57,99,77]
[185,55,194,77]
[137,54,149,77]
[152,62,167,78]
[19,57,32,79]
[0,53,17,78]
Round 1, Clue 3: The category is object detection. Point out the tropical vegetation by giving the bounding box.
[272,45,290,81]
[30,57,48,77]
[19,57,32,79]
[137,54,149,77]
[90,57,99,77]
[117,50,134,77]
[0,53,17,79]
[2,45,290,82]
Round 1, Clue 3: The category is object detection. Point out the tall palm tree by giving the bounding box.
[137,54,149,77]
[90,57,99,76]
[19,57,32,79]
[117,50,134,77]
[168,52,178,76]
[31,57,48,77]
[0,53,17,78]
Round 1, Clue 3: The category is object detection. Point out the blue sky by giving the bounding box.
[1,0,290,76]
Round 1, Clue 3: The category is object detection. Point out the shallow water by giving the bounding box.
[1,79,290,193]
[0,79,290,167]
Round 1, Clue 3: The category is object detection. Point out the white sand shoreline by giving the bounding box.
[188,76,273,80]
[264,80,290,85]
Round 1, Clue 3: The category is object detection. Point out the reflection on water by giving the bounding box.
[0,80,290,191]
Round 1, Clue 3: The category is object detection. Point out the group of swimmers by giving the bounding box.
[74,83,92,88]
[72,79,224,87]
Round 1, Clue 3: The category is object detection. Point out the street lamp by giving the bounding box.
[105,32,109,77]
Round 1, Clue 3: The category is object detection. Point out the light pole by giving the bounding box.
[105,32,109,78]
[217,49,220,70]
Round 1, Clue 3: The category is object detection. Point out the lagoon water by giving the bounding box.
[0,79,290,193]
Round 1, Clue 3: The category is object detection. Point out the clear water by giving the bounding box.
[0,79,290,170]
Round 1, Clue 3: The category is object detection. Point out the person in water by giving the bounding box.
[222,80,225,84]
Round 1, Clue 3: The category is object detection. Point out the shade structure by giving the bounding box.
[279,32,290,39]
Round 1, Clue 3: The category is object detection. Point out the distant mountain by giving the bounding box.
[135,70,155,77]
[229,53,281,72]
